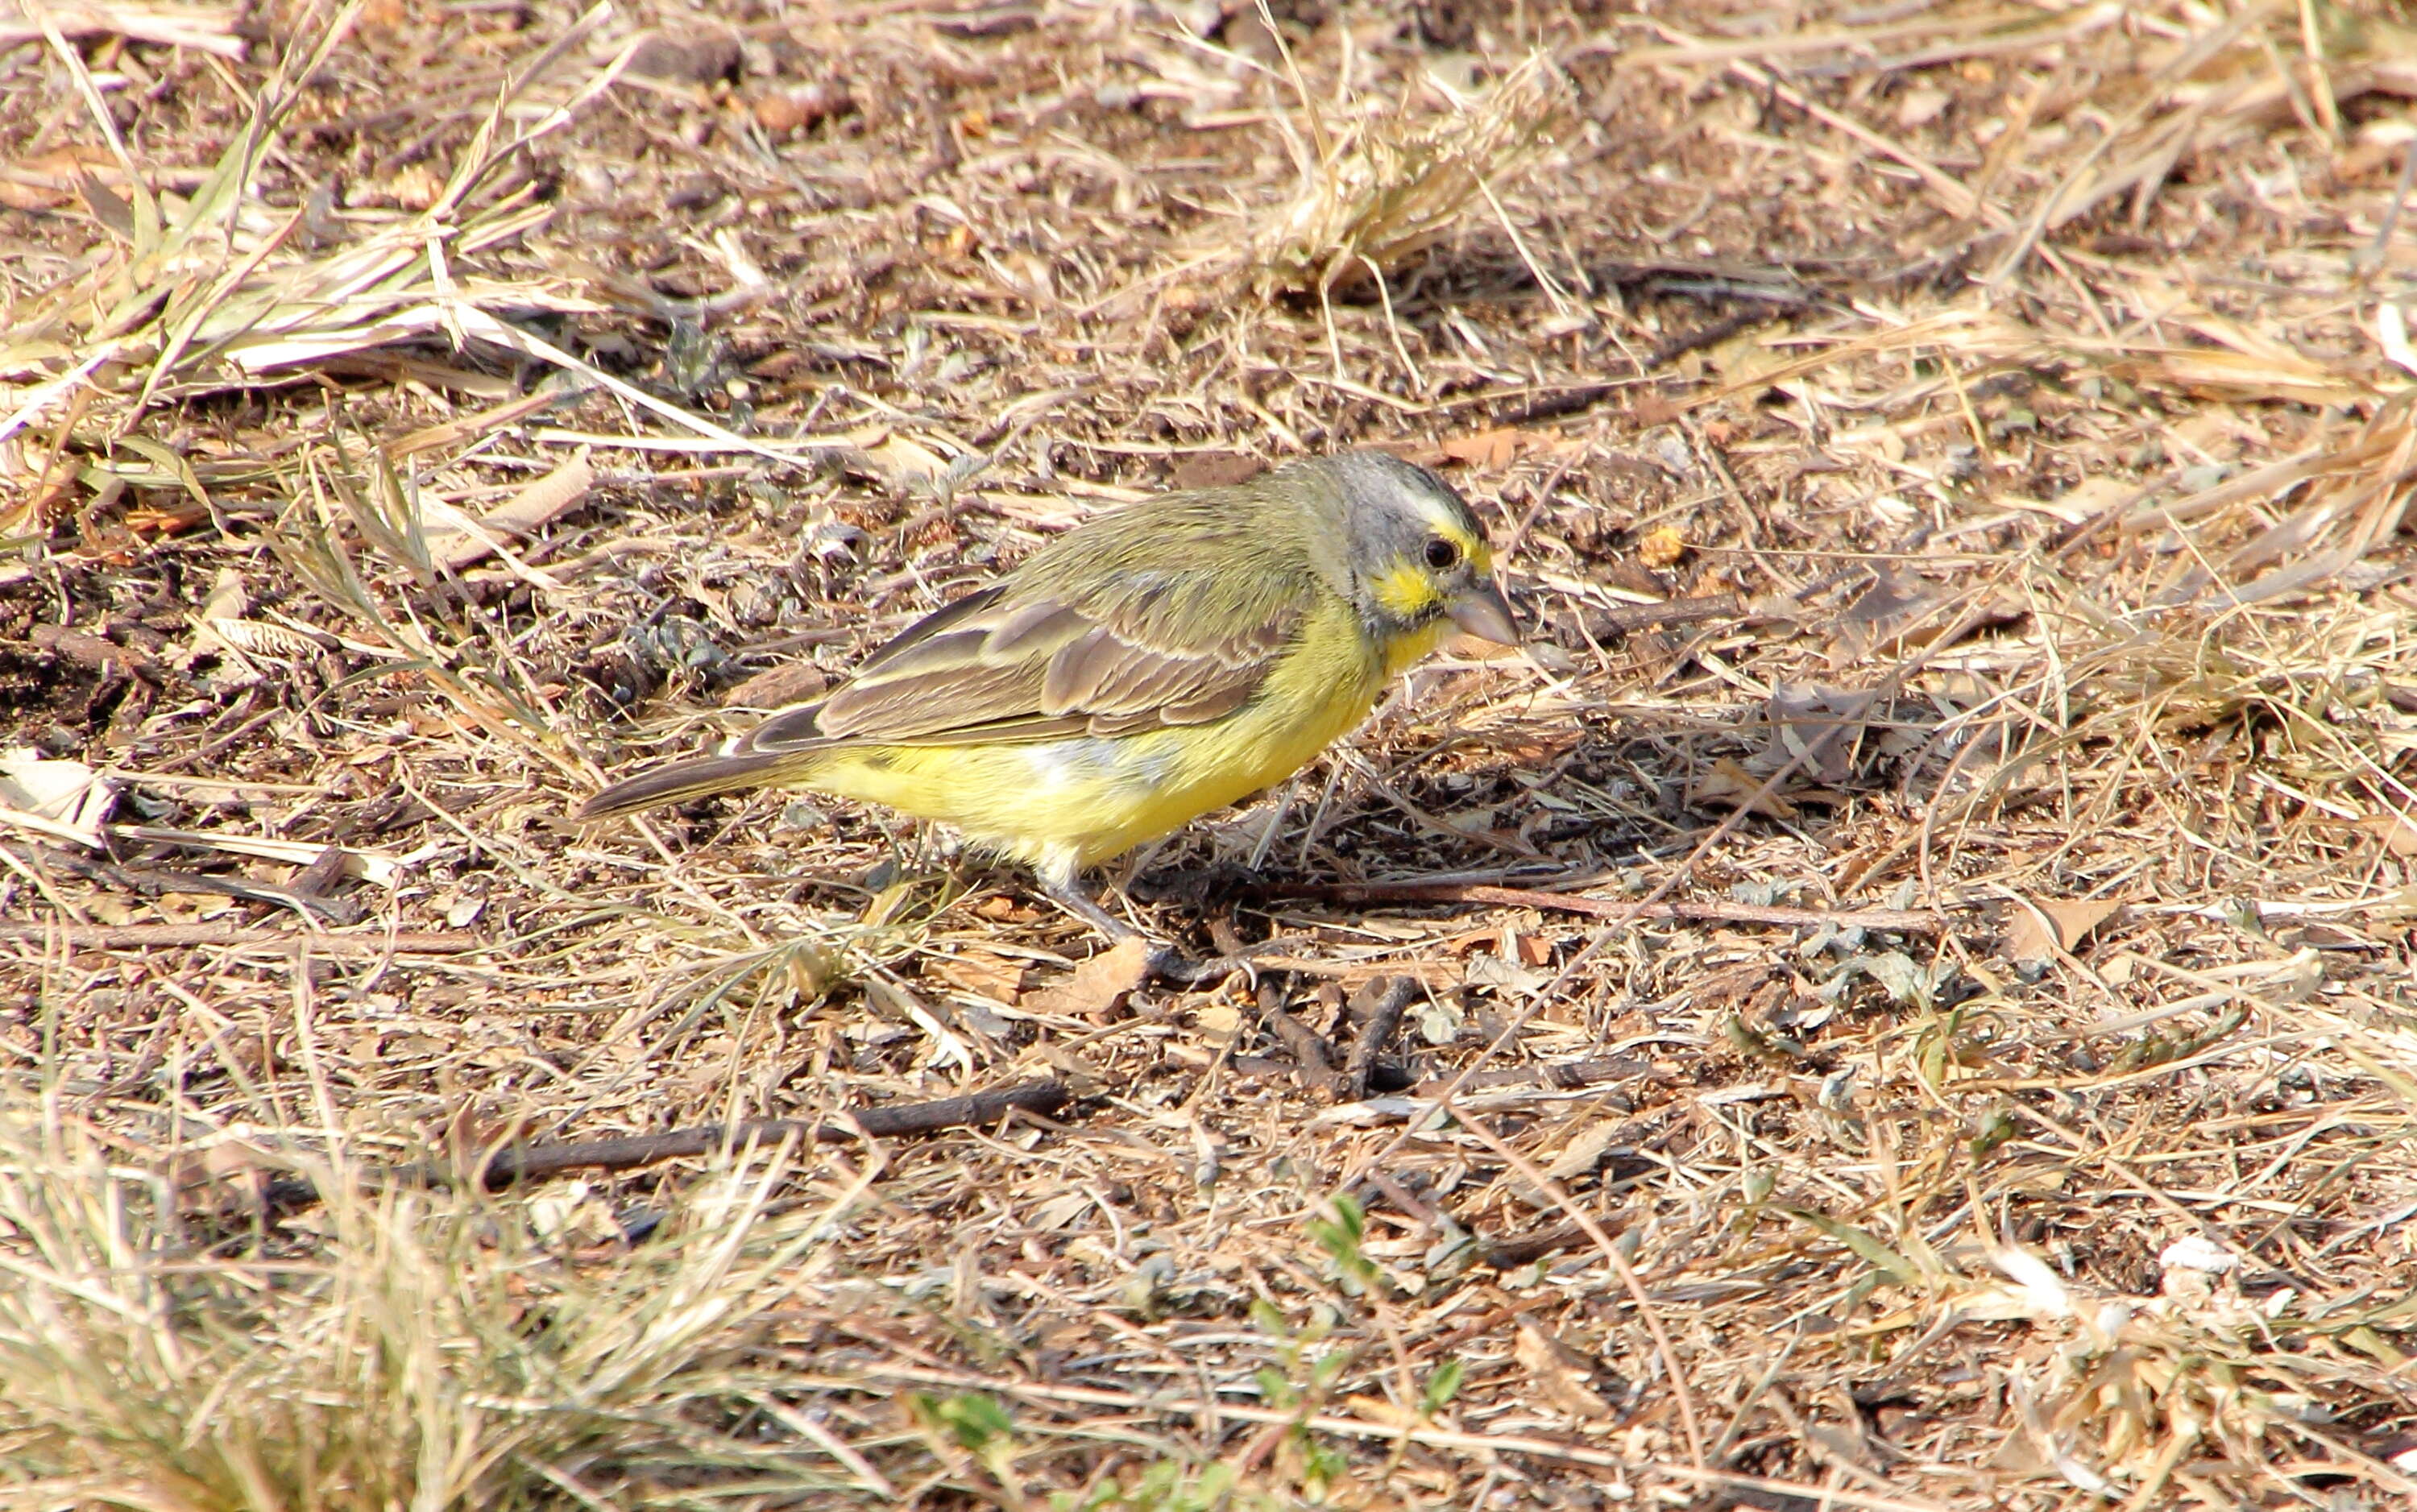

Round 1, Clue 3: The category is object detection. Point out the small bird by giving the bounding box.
[575,449,1518,938]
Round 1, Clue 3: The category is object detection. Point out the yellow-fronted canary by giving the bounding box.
[576,449,1518,934]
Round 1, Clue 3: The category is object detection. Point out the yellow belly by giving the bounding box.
[800,605,1432,882]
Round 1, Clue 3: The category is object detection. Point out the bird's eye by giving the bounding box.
[1424,536,1461,570]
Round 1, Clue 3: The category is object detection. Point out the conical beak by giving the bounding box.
[1448,579,1519,645]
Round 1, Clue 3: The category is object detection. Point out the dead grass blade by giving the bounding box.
[1246,51,1577,298]
[0,0,244,56]
[0,0,615,449]
[0,1094,875,1508]
[263,435,591,780]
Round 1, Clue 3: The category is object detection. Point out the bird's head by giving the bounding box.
[1301,450,1519,656]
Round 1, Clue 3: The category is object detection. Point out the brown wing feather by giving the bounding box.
[757,566,1309,751]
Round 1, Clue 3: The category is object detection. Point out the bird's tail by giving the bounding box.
[572,749,827,821]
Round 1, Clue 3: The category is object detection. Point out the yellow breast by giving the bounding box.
[802,598,1405,876]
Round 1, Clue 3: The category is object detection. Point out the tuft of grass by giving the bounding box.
[0,0,612,455]
[265,432,594,781]
[0,1097,873,1509]
[1247,49,1574,299]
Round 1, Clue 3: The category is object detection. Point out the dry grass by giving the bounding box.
[0,1098,864,1508]
[6,0,2417,1506]
[0,0,609,498]
[1244,48,1577,294]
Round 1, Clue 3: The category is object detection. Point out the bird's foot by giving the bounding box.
[1146,944,1249,985]
[1039,873,1313,987]
[1129,859,1267,911]
[1145,930,1325,987]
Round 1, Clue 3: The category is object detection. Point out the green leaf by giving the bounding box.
[912,1390,1012,1452]
[1309,1194,1379,1293]
[1422,1357,1466,1414]
[1779,1207,1925,1287]
[1254,1365,1296,1410]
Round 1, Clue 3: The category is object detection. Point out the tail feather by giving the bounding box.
[573,751,821,821]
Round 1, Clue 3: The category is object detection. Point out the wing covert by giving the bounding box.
[802,559,1313,747]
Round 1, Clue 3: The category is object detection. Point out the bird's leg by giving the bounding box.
[1039,872,1144,942]
[1037,856,1316,987]
[1038,869,1264,986]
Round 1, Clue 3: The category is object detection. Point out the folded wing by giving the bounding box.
[735,562,1312,755]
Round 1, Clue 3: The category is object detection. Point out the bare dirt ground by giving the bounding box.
[8,0,2417,1506]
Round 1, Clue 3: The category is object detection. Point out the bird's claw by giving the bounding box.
[1130,860,1267,909]
[1146,932,1324,986]
[1146,945,1254,985]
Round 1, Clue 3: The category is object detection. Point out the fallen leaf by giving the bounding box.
[2357,812,2417,858]
[1635,525,1687,569]
[1026,937,1154,1019]
[197,567,248,623]
[1192,998,1246,1037]
[1440,806,1499,835]
[1465,951,1546,994]
[1685,756,1799,818]
[625,27,741,83]
[1708,329,1789,386]
[1629,391,1682,426]
[425,449,593,571]
[864,431,951,488]
[1515,1324,1613,1419]
[1896,86,1951,129]
[1341,1394,1423,1430]
[1542,1121,1623,1183]
[721,661,828,710]
[1767,682,1878,786]
[386,162,446,212]
[2003,897,2121,963]
[0,147,119,210]
[169,1141,282,1221]
[931,949,1037,1003]
[1828,571,2025,663]
[0,750,116,842]
[751,82,854,135]
[1439,427,1544,470]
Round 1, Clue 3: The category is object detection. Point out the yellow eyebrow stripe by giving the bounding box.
[1447,522,1493,574]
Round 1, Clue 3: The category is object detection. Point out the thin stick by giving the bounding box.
[1416,1054,1656,1096]
[1258,980,1341,1095]
[467,1079,1072,1182]
[255,1079,1072,1209]
[1341,976,1416,1100]
[1586,592,1746,638]
[1477,1220,1598,1269]
[0,922,482,953]
[1442,1096,1707,1469]
[1250,880,1950,935]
